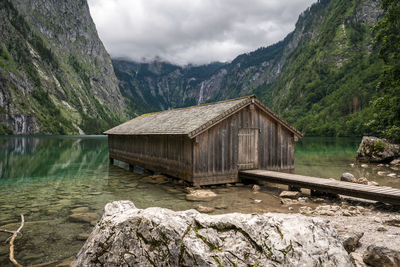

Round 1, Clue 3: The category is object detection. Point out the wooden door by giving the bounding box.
[238,128,259,170]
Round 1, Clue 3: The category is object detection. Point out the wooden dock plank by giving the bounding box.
[239,170,400,205]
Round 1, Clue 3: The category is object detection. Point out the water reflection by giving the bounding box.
[0,136,108,179]
[0,136,398,266]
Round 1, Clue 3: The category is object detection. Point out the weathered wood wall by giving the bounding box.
[108,134,193,181]
[193,104,294,185]
[108,103,295,186]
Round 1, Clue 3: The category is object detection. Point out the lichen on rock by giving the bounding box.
[357,136,400,163]
[72,200,352,266]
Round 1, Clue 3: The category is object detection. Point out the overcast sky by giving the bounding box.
[88,0,316,66]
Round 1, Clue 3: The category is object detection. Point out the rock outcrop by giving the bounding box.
[357,137,400,163]
[0,0,127,134]
[72,200,351,266]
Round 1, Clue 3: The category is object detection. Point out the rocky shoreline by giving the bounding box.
[69,184,400,266]
[70,135,400,266]
[9,136,400,266]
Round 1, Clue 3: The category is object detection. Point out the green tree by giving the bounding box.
[372,0,400,142]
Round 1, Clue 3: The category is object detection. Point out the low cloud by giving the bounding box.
[88,0,316,65]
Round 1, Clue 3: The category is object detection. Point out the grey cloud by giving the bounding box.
[88,0,316,65]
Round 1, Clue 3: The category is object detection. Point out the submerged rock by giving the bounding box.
[251,184,260,192]
[341,172,357,183]
[76,233,90,241]
[390,159,400,165]
[368,181,379,186]
[357,177,369,185]
[279,191,301,199]
[185,189,217,202]
[357,136,400,163]
[363,245,400,267]
[215,204,228,210]
[56,257,74,267]
[195,205,215,213]
[340,173,377,185]
[71,207,89,213]
[68,213,99,224]
[141,174,170,184]
[72,200,351,266]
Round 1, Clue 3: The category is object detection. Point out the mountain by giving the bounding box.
[112,59,227,114]
[0,0,388,137]
[0,0,127,134]
[114,0,385,137]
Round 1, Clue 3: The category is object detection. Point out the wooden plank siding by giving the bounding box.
[108,134,193,181]
[108,99,297,186]
[192,104,295,185]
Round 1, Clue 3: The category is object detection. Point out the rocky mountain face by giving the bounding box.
[114,0,384,137]
[113,59,227,114]
[0,0,385,136]
[0,0,127,134]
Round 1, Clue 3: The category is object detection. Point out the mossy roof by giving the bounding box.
[104,95,302,138]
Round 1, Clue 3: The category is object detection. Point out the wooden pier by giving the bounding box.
[239,170,400,205]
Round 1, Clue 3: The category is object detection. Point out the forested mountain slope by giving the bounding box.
[260,0,384,137]
[114,0,386,137]
[0,0,391,137]
[0,0,127,134]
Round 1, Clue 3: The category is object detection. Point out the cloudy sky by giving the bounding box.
[88,0,316,65]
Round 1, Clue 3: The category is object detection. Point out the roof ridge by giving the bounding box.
[137,95,256,118]
[188,97,253,137]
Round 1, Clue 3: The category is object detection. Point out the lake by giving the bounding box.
[0,135,399,265]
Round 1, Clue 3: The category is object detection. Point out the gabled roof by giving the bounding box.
[105,95,303,138]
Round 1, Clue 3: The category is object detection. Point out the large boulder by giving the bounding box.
[72,201,351,267]
[357,136,400,163]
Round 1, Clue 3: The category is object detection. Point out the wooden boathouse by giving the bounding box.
[105,95,303,186]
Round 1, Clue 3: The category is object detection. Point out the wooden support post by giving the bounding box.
[288,185,301,191]
[311,189,339,199]
[143,169,155,175]
[109,158,114,165]
[129,164,134,172]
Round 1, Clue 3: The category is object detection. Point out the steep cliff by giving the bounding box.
[0,0,127,134]
[114,0,384,137]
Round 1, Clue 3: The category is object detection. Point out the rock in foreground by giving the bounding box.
[72,201,351,266]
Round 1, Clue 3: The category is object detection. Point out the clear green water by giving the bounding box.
[0,136,399,266]
[294,137,400,188]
